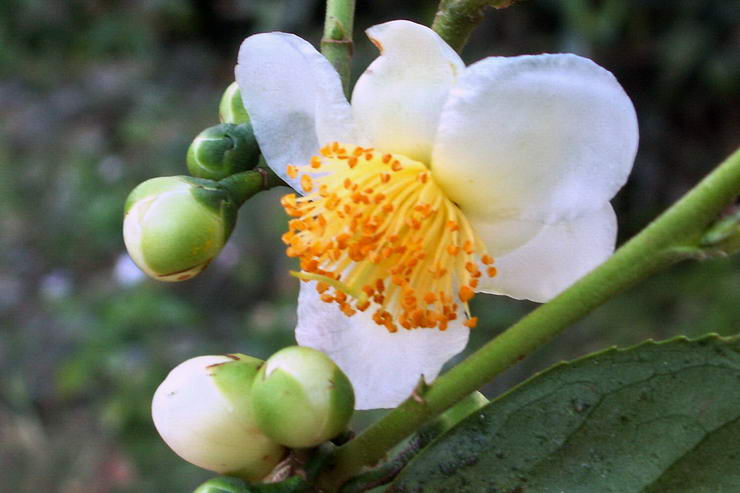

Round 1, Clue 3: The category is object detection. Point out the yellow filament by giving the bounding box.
[281,142,496,333]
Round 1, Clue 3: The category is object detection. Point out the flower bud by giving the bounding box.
[251,346,354,448]
[187,123,260,181]
[152,354,286,481]
[193,476,248,493]
[123,176,237,281]
[219,82,250,124]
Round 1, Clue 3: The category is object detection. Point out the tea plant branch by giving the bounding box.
[432,0,518,52]
[317,148,740,491]
[322,0,356,96]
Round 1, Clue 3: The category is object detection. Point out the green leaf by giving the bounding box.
[388,335,740,493]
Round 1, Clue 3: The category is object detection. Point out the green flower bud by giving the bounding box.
[152,354,287,481]
[187,123,261,181]
[193,476,248,493]
[123,176,237,282]
[219,82,250,124]
[251,346,355,449]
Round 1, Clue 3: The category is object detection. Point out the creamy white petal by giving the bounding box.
[295,281,469,410]
[351,20,465,163]
[467,212,544,257]
[432,54,638,223]
[477,203,617,302]
[236,32,358,190]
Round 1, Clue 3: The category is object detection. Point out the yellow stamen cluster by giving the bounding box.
[281,142,496,333]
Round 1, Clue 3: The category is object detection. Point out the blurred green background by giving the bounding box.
[0,1,738,491]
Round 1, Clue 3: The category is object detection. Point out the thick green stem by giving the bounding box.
[322,0,355,96]
[318,149,740,491]
[219,167,285,207]
[432,0,516,52]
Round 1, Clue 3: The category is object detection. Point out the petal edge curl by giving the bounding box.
[352,20,465,164]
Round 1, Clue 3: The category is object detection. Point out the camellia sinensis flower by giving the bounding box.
[235,20,638,409]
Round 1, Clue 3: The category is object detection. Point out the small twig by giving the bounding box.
[321,0,356,96]
[432,0,519,52]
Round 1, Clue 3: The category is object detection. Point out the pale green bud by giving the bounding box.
[123,176,237,282]
[152,354,286,481]
[251,347,355,449]
[187,123,260,181]
[219,82,250,124]
[193,476,248,493]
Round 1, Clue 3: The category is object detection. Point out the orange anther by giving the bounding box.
[459,286,475,302]
[300,174,313,193]
[481,254,494,265]
[463,317,478,328]
[487,266,498,277]
[287,164,299,179]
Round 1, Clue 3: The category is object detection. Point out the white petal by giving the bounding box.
[236,32,358,190]
[467,212,544,257]
[432,54,638,223]
[295,281,469,409]
[351,20,465,163]
[477,203,617,302]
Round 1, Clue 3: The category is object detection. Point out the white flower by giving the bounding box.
[235,20,638,409]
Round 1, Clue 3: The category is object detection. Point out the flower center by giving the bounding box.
[280,142,497,333]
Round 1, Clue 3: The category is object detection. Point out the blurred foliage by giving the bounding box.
[0,1,737,492]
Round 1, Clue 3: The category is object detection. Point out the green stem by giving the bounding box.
[219,167,285,206]
[319,149,740,491]
[432,0,517,52]
[322,0,356,96]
